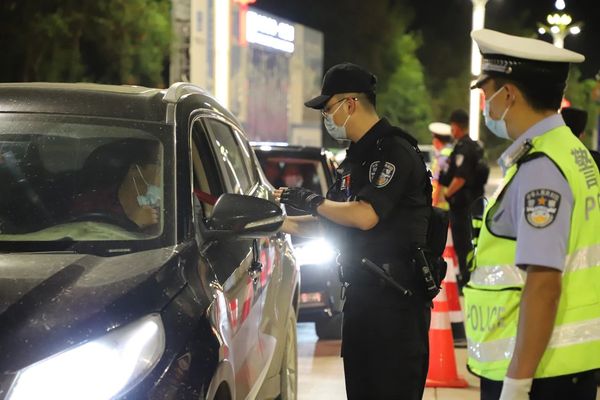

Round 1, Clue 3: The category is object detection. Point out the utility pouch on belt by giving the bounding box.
[412,206,450,300]
[413,247,447,300]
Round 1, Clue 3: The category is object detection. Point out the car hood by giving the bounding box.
[0,246,185,372]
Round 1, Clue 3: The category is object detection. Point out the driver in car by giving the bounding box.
[71,139,161,230]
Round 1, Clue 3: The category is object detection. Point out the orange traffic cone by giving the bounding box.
[443,233,467,348]
[445,226,461,280]
[426,284,469,388]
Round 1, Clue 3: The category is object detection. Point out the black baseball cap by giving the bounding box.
[304,63,377,109]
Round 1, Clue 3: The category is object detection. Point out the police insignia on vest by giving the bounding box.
[524,189,561,228]
[456,154,464,167]
[369,161,396,188]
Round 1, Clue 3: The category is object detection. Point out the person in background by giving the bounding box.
[440,109,486,289]
[466,29,600,400]
[429,121,453,209]
[561,106,600,168]
[280,164,305,188]
[263,161,284,188]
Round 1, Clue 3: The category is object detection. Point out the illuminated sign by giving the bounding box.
[246,10,295,53]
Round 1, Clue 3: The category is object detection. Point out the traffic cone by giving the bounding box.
[443,235,467,348]
[426,284,469,388]
[445,227,461,280]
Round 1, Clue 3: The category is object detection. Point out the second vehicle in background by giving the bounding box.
[253,143,343,340]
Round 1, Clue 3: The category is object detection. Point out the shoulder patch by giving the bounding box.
[369,161,396,188]
[455,154,464,167]
[524,189,561,229]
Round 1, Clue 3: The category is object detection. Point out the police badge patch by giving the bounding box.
[369,161,396,188]
[524,189,561,228]
[455,154,464,167]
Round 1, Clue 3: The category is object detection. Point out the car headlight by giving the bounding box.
[7,314,166,400]
[294,238,337,266]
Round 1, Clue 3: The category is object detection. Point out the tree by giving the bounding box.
[378,33,433,143]
[565,67,598,149]
[0,0,170,86]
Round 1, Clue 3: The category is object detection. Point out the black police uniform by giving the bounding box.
[325,118,431,400]
[441,135,485,288]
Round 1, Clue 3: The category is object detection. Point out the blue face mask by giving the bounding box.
[483,86,511,140]
[323,99,351,141]
[133,165,161,207]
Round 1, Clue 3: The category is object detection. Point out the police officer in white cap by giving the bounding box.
[464,29,600,400]
[429,122,453,209]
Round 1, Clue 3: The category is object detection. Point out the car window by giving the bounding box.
[191,122,220,219]
[233,129,259,188]
[205,119,252,194]
[0,115,168,244]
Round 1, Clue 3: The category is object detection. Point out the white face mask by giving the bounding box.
[133,165,161,207]
[483,86,511,140]
[323,99,351,140]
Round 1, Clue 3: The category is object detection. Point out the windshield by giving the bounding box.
[0,114,173,254]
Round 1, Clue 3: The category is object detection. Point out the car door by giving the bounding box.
[190,114,274,399]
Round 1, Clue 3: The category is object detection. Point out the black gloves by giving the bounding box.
[280,187,325,215]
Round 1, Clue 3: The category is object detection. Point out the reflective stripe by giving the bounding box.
[470,265,526,287]
[566,244,600,273]
[473,244,600,288]
[548,317,600,348]
[430,311,450,330]
[469,317,600,363]
[468,336,516,364]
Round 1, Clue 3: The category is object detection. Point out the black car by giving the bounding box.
[0,82,299,400]
[253,144,343,340]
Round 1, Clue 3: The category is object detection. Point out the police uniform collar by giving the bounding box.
[346,118,392,160]
[499,114,565,171]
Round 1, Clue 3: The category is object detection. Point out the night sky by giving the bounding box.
[256,0,599,80]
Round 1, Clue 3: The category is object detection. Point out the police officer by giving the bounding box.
[440,109,486,288]
[429,122,453,209]
[465,29,600,400]
[274,62,431,399]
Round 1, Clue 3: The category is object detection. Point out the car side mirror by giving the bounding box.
[202,193,283,240]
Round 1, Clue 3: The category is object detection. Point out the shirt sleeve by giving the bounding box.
[453,145,475,179]
[513,157,573,271]
[355,139,416,219]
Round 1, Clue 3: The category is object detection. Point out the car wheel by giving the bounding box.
[315,312,342,340]
[277,309,298,400]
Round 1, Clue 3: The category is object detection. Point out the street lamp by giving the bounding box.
[469,0,489,141]
[537,3,582,48]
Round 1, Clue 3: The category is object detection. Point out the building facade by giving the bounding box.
[171,0,324,146]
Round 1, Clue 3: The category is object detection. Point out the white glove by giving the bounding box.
[499,377,533,400]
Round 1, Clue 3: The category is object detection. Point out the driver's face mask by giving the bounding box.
[133,164,161,207]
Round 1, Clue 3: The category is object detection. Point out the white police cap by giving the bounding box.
[428,122,452,136]
[471,29,584,89]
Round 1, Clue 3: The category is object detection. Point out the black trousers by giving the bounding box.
[480,372,598,400]
[341,285,431,400]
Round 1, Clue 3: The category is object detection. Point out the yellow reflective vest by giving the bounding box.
[432,146,453,210]
[464,125,600,381]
